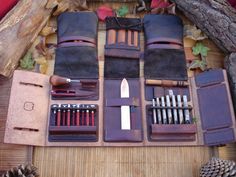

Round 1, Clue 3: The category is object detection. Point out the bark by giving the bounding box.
[171,0,236,53]
[0,0,54,77]
[225,53,236,113]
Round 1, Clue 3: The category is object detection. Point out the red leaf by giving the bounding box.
[96,6,115,21]
[151,0,170,9]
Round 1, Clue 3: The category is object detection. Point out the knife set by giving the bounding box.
[4,13,236,146]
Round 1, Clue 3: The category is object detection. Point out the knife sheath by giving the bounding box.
[53,12,99,100]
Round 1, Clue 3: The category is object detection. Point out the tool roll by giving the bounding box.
[103,17,143,143]
[53,12,99,100]
[49,12,100,142]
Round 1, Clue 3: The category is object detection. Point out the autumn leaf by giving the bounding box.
[20,52,35,70]
[184,25,208,41]
[96,6,115,21]
[192,42,210,57]
[117,5,129,17]
[35,57,48,74]
[151,0,170,9]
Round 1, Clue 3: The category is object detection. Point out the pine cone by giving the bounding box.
[200,157,236,177]
[2,164,39,177]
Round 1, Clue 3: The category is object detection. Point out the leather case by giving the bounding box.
[4,69,236,146]
[143,14,187,81]
[4,70,102,146]
[53,12,99,100]
[104,17,142,79]
[103,17,143,144]
[143,69,236,146]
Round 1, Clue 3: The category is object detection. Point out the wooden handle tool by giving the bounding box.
[49,75,97,87]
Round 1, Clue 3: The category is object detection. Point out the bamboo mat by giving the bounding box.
[0,77,32,175]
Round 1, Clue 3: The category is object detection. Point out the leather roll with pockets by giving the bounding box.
[143,14,187,81]
[103,17,143,143]
[53,12,99,100]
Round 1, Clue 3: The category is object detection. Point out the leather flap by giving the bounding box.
[106,97,139,107]
[104,129,142,142]
[4,70,50,146]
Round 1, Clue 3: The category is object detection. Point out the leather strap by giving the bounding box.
[146,44,183,50]
[57,42,96,48]
[58,36,96,45]
[146,37,183,46]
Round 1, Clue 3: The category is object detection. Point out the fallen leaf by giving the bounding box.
[45,0,58,9]
[20,52,35,70]
[39,63,48,74]
[117,5,129,17]
[96,6,115,21]
[189,59,207,71]
[53,1,69,16]
[35,57,48,74]
[192,42,210,57]
[184,25,208,41]
[40,26,56,37]
[151,0,170,9]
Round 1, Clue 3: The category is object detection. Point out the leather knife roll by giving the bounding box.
[143,14,187,81]
[104,17,142,79]
[54,12,98,79]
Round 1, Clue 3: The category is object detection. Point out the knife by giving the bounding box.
[120,78,131,130]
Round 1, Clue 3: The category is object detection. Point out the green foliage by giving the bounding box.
[192,42,210,57]
[20,52,35,70]
[117,5,129,17]
[189,58,207,71]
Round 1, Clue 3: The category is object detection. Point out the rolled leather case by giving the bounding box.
[54,12,98,79]
[53,12,99,100]
[104,17,142,78]
[143,15,187,81]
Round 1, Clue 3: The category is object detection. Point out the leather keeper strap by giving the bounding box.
[147,44,183,50]
[58,36,96,45]
[106,97,139,107]
[57,42,96,48]
[146,37,183,46]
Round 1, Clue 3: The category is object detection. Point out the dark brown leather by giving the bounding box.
[195,69,235,146]
[143,14,187,81]
[104,79,143,142]
[104,17,141,78]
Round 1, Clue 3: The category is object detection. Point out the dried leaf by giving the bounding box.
[96,6,115,21]
[184,25,208,41]
[45,0,58,9]
[20,52,35,70]
[53,1,69,16]
[35,57,48,74]
[117,5,129,17]
[40,26,56,37]
[68,0,88,11]
[192,42,210,57]
[39,63,48,74]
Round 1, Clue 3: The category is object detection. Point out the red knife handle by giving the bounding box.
[57,110,61,126]
[62,110,66,126]
[82,111,85,125]
[91,111,95,126]
[76,110,80,126]
[86,110,89,126]
[67,110,70,126]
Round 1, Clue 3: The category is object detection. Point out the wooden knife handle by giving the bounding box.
[50,75,69,86]
[107,29,116,45]
[145,79,189,87]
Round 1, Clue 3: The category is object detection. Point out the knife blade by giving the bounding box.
[120,78,131,130]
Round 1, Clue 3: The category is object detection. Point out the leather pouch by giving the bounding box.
[143,14,187,81]
[53,12,99,100]
[104,17,142,78]
[103,17,143,144]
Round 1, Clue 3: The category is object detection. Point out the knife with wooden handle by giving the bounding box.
[120,78,131,130]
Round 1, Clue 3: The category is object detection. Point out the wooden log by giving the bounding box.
[171,0,236,53]
[0,0,54,77]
